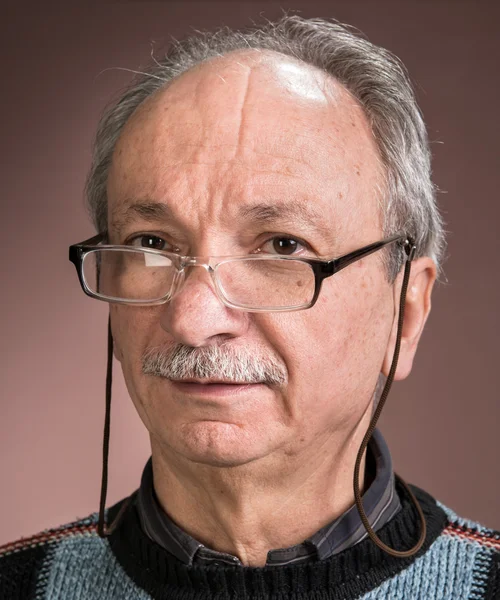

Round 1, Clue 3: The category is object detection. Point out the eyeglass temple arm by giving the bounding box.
[68,233,106,294]
[332,235,412,274]
[69,232,105,260]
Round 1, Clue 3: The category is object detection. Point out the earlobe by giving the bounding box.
[381,257,437,381]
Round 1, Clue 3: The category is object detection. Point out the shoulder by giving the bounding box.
[436,499,500,554]
[0,512,100,558]
[0,496,149,600]
[409,483,500,561]
[404,486,500,600]
[0,508,107,599]
[405,482,500,555]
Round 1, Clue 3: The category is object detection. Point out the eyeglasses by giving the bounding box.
[69,233,411,312]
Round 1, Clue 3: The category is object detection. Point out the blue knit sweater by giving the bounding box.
[1,481,499,599]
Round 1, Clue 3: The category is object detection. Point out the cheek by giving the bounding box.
[263,271,393,422]
[110,305,165,431]
[110,305,159,378]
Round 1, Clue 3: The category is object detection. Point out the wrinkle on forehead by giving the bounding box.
[124,50,341,140]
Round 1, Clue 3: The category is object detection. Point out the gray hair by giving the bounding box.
[86,15,445,280]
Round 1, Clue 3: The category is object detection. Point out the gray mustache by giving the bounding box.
[142,344,288,386]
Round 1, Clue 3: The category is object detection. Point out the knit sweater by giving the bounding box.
[1,481,499,599]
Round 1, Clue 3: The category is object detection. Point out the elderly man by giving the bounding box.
[1,15,499,600]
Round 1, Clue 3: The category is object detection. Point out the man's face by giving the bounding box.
[108,52,396,468]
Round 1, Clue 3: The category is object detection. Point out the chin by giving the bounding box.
[172,420,275,467]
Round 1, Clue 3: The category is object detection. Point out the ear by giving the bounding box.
[381,257,437,381]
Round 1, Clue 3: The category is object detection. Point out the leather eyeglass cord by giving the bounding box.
[353,239,427,558]
[97,318,133,537]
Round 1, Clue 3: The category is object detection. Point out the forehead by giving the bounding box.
[108,50,384,240]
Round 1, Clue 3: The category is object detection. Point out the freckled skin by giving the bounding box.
[107,50,436,565]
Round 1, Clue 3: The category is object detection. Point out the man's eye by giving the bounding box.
[259,237,306,256]
[129,235,170,251]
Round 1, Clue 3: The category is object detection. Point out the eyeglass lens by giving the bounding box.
[82,249,316,309]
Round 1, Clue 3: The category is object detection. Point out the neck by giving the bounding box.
[150,422,370,567]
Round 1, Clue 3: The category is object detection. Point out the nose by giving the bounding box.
[159,264,249,347]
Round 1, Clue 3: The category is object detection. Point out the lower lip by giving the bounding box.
[170,381,265,396]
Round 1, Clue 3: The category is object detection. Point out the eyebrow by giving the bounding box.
[238,202,335,243]
[111,199,335,245]
[111,201,175,236]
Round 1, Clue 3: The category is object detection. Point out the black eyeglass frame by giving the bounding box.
[69,232,414,312]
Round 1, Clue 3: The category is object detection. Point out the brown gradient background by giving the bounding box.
[1,1,499,545]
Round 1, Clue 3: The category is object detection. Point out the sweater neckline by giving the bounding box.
[107,477,448,599]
